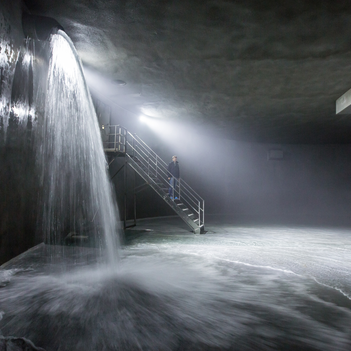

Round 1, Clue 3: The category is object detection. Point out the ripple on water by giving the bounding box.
[1,252,351,351]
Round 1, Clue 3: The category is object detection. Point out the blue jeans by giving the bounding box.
[168,177,177,198]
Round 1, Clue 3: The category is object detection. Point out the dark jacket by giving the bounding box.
[168,161,180,178]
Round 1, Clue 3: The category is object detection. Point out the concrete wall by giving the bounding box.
[107,111,351,227]
[181,140,351,225]
[221,143,351,218]
[0,0,39,265]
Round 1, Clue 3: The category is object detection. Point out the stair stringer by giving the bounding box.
[126,154,204,234]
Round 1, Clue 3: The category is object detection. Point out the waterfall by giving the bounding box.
[38,31,120,265]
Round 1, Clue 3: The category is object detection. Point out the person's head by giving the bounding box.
[172,155,177,162]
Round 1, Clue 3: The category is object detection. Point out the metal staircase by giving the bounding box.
[102,125,205,234]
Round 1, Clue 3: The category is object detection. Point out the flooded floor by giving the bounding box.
[1,216,351,350]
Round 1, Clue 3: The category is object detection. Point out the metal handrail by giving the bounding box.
[132,138,204,222]
[103,125,205,228]
[132,139,204,226]
[131,138,204,225]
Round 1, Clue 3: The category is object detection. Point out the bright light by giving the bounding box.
[50,33,82,79]
[11,104,35,121]
[140,115,147,123]
[141,105,162,119]
[22,52,31,66]
[139,115,164,130]
[12,105,27,119]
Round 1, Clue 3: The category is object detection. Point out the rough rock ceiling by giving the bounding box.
[24,0,351,143]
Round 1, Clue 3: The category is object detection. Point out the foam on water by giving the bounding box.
[1,249,351,351]
[37,31,120,265]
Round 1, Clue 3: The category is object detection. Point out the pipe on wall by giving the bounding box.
[22,12,64,41]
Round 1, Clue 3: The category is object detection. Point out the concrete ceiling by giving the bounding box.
[24,0,351,143]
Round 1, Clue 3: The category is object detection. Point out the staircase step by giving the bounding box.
[126,143,204,234]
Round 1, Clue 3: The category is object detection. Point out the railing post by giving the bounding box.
[198,200,201,226]
[172,178,175,199]
[118,126,122,152]
[202,200,205,226]
[114,125,117,152]
[178,178,181,200]
[122,127,126,153]
[117,127,121,151]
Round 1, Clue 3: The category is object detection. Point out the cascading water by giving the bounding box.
[38,31,120,264]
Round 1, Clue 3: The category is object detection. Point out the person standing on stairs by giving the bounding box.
[167,155,180,199]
